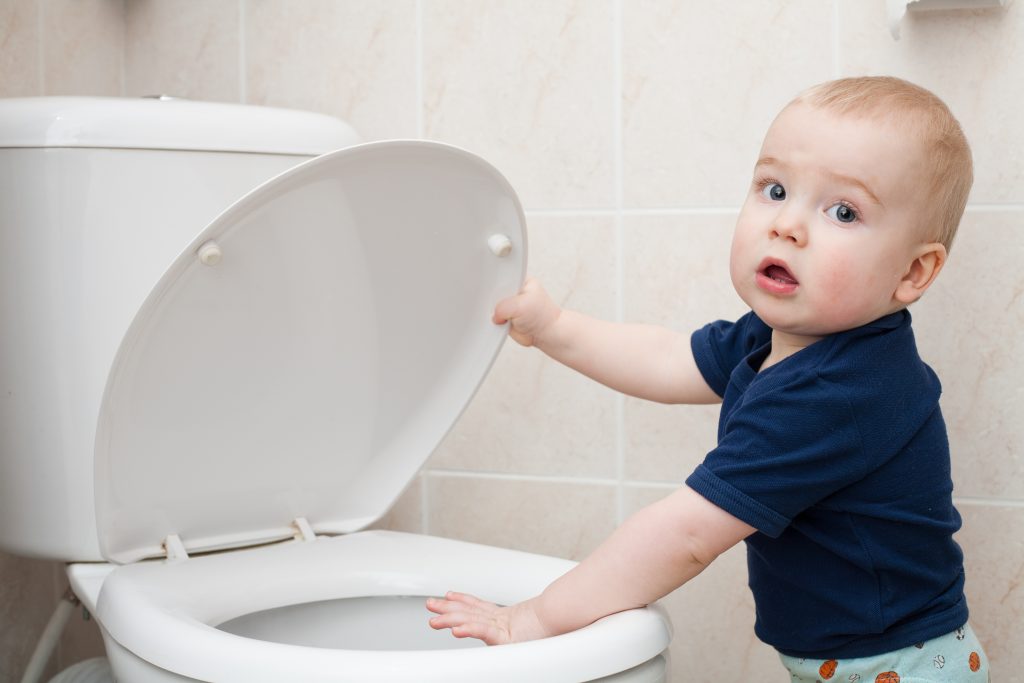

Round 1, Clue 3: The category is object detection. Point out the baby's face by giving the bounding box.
[730,102,931,344]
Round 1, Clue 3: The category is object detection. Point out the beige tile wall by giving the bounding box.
[125,0,239,101]
[2,0,1022,681]
[0,0,122,97]
[244,0,418,139]
[622,1,835,208]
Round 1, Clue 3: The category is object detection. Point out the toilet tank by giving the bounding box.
[0,97,360,561]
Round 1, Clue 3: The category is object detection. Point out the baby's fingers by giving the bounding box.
[451,621,509,645]
[492,276,541,325]
[426,592,496,616]
[443,591,499,610]
[425,597,462,616]
[428,611,508,646]
[492,294,521,325]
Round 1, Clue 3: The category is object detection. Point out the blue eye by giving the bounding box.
[761,182,786,201]
[827,203,858,223]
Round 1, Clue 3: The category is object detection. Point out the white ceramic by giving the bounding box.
[0,97,360,561]
[0,96,357,153]
[70,531,671,683]
[92,140,528,564]
[0,98,671,682]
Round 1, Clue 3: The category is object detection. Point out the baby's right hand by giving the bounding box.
[492,277,562,348]
[426,592,551,645]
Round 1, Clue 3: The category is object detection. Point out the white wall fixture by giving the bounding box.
[887,0,1010,39]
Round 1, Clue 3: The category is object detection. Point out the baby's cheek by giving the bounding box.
[728,242,758,307]
[824,260,860,292]
[817,261,875,323]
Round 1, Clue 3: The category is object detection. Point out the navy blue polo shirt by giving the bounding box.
[685,310,968,658]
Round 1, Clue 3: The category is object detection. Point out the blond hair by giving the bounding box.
[793,76,973,252]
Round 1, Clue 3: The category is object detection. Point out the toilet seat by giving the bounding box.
[88,140,670,681]
[94,140,529,564]
[92,531,671,682]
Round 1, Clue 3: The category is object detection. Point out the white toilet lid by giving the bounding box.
[94,141,526,564]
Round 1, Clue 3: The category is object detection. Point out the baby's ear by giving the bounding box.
[894,242,947,305]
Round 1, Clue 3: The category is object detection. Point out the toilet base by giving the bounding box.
[102,633,195,683]
[49,657,113,683]
[101,626,669,683]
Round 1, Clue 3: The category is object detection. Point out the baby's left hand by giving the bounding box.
[426,591,550,645]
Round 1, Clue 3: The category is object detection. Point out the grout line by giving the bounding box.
[427,468,688,492]
[522,203,1024,219]
[612,0,624,217]
[624,481,679,492]
[415,0,424,139]
[119,0,126,96]
[966,203,1024,212]
[238,0,247,103]
[832,0,842,79]
[612,0,625,526]
[525,206,740,217]
[955,496,1024,509]
[420,473,430,534]
[426,469,1024,509]
[36,0,44,93]
[429,468,620,487]
[618,206,741,216]
[525,207,624,217]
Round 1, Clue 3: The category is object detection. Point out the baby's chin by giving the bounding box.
[745,305,840,339]
[737,288,899,336]
[758,309,897,339]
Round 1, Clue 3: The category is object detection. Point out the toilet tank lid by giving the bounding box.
[0,97,360,154]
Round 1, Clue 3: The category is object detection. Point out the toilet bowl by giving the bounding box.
[0,99,671,682]
[69,532,670,682]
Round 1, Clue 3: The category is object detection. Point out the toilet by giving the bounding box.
[0,97,671,682]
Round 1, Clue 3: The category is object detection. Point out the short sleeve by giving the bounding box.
[686,375,866,537]
[690,312,771,397]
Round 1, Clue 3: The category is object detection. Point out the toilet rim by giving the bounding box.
[107,599,669,683]
[94,531,673,683]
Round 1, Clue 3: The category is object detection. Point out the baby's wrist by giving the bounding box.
[523,593,574,640]
[530,306,567,353]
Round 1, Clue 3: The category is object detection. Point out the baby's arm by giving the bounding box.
[496,278,720,405]
[426,486,755,644]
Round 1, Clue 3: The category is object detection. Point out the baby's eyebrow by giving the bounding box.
[823,169,884,208]
[755,156,884,208]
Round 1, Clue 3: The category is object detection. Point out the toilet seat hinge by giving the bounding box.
[163,534,189,562]
[292,517,317,543]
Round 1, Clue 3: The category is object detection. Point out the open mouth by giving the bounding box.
[762,263,797,285]
[756,259,799,293]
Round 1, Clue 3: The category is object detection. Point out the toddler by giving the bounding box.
[427,76,988,682]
